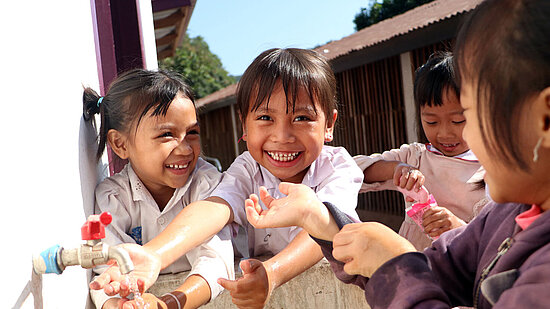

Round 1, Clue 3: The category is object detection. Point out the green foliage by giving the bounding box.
[354,0,435,31]
[159,34,236,99]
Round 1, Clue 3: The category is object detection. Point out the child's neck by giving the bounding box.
[149,187,176,212]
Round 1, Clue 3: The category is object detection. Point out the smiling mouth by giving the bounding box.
[440,143,459,148]
[166,163,189,170]
[266,151,301,162]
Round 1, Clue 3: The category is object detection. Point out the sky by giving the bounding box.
[186,0,371,76]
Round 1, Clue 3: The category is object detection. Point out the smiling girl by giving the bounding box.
[90,48,363,309]
[355,52,487,250]
[83,69,234,309]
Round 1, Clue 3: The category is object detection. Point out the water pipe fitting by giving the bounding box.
[33,212,134,275]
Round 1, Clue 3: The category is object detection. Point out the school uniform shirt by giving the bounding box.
[354,143,487,250]
[90,158,234,308]
[314,201,550,309]
[212,145,363,258]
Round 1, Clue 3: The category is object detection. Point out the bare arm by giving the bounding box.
[363,160,400,183]
[265,230,324,290]
[145,196,233,269]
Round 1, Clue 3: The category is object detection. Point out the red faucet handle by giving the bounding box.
[81,212,112,240]
[99,212,112,226]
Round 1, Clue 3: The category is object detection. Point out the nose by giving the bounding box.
[271,121,295,143]
[437,121,455,139]
[174,137,193,155]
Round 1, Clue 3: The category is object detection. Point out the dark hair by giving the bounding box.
[414,51,459,142]
[454,0,550,170]
[236,48,337,126]
[83,69,195,161]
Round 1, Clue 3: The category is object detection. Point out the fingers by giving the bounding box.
[422,209,451,235]
[240,259,263,275]
[394,165,424,191]
[217,277,238,291]
[245,197,262,227]
[259,186,275,208]
[89,272,111,290]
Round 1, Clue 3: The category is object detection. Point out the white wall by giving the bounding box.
[0,1,100,307]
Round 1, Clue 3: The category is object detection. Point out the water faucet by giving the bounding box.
[33,212,134,275]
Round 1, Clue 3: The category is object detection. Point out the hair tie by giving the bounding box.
[97,97,104,108]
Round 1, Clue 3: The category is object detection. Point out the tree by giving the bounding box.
[159,34,236,99]
[354,0,434,31]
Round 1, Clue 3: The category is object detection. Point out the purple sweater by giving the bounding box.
[316,202,550,308]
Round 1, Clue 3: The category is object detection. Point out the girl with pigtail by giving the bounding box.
[83,69,234,309]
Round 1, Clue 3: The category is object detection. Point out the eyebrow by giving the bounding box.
[155,121,200,131]
[421,111,464,117]
[254,104,317,114]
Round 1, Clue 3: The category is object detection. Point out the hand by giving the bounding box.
[89,244,161,298]
[101,298,124,309]
[393,163,425,202]
[422,206,466,238]
[116,292,173,309]
[218,259,271,309]
[332,222,416,278]
[245,183,334,239]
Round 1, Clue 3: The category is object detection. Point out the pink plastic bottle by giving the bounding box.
[397,186,439,240]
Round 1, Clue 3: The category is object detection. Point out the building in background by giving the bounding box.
[196,0,482,230]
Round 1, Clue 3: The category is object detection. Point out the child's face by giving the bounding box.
[461,80,537,204]
[125,93,200,200]
[243,85,335,183]
[420,88,469,156]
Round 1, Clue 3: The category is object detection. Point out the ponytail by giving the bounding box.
[82,87,108,161]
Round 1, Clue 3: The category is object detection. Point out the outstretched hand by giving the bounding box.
[245,183,338,240]
[89,243,161,299]
[332,222,416,278]
[218,259,271,309]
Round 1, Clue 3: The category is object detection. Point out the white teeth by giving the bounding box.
[167,164,188,169]
[267,152,300,162]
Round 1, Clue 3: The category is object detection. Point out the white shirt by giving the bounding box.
[91,158,234,307]
[212,146,363,257]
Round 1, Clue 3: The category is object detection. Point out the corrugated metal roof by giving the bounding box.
[313,0,483,60]
[196,83,238,108]
[198,0,483,107]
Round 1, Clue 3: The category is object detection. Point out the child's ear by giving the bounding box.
[107,129,130,159]
[239,113,248,141]
[536,87,550,148]
[324,109,338,142]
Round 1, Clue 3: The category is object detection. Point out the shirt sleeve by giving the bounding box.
[310,202,368,292]
[211,153,256,227]
[354,143,422,193]
[315,147,363,221]
[364,205,497,308]
[90,179,134,309]
[94,179,136,247]
[185,225,235,300]
[188,158,223,201]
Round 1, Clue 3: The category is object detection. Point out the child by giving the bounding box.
[246,0,550,307]
[83,69,234,309]
[355,52,487,250]
[90,48,364,308]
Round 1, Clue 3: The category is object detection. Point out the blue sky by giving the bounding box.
[187,0,372,76]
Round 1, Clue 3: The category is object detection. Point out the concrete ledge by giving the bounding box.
[148,258,368,308]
